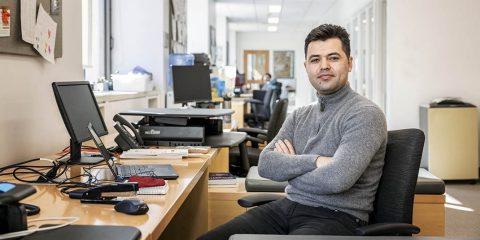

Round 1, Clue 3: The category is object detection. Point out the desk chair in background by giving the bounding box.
[230,99,289,176]
[244,89,274,128]
[237,129,425,236]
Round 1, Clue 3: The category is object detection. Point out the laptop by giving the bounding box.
[87,123,179,180]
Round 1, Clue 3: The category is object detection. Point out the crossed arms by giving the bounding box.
[257,107,386,194]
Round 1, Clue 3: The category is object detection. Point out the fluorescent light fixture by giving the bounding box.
[268,5,282,13]
[268,17,279,24]
[267,25,278,32]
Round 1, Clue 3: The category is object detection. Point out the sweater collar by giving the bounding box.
[316,83,352,103]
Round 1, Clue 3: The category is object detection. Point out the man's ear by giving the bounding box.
[348,56,353,72]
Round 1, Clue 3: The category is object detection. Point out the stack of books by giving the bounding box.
[208,172,237,186]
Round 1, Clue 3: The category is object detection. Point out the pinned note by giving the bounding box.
[21,0,36,43]
[33,5,56,63]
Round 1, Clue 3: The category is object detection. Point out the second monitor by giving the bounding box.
[172,65,212,104]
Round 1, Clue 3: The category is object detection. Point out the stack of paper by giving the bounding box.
[120,149,188,159]
[176,146,211,154]
[137,181,169,195]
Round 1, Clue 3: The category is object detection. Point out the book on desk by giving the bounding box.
[208,172,237,186]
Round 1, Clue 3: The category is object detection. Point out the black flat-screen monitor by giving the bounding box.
[52,81,108,165]
[172,65,212,104]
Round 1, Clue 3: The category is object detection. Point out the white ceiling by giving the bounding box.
[215,0,337,32]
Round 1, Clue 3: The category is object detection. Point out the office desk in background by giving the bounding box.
[231,97,252,129]
[0,150,219,240]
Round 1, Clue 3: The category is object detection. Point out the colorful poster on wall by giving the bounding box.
[33,5,57,63]
[0,6,11,37]
[273,51,295,79]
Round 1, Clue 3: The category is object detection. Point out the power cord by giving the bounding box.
[23,203,41,216]
[0,217,79,240]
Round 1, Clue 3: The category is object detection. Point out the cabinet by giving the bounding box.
[420,106,479,180]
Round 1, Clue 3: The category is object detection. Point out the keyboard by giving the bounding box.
[116,164,179,180]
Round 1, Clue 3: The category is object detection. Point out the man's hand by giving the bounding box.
[316,156,332,168]
[274,139,295,155]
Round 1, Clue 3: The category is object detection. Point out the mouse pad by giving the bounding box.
[22,225,141,240]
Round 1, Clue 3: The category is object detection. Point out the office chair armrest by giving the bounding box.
[237,194,283,208]
[354,223,420,236]
[237,128,268,136]
[245,135,266,145]
[257,134,268,141]
[245,99,263,105]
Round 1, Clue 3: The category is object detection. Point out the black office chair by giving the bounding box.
[230,99,289,176]
[244,89,274,128]
[237,129,425,236]
[272,82,282,101]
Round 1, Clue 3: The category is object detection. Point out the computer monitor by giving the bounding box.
[52,81,108,165]
[172,65,212,104]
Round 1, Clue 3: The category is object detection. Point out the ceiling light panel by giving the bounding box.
[268,17,279,24]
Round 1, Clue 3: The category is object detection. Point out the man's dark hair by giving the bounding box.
[304,24,350,58]
[265,73,272,78]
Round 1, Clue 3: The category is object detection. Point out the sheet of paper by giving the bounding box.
[21,0,36,43]
[0,6,11,37]
[33,5,57,63]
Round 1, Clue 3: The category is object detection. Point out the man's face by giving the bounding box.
[304,38,353,95]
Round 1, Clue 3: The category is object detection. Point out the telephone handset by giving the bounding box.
[113,114,144,151]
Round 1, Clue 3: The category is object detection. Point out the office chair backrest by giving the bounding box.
[252,90,266,101]
[370,129,424,225]
[266,99,288,142]
[274,82,282,100]
[262,89,274,118]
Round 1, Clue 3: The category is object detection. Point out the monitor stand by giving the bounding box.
[64,139,104,165]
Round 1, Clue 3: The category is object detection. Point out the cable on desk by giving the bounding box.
[0,158,42,173]
[1,146,115,194]
[23,203,41,216]
[0,217,79,240]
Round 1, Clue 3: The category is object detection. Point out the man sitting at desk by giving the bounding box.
[199,24,387,239]
[261,73,282,99]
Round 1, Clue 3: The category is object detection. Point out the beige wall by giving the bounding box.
[386,0,480,130]
[0,1,83,166]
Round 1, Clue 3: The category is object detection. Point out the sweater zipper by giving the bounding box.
[320,98,325,112]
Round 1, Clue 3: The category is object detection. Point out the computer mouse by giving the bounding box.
[114,199,149,215]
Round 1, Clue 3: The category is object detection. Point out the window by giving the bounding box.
[347,0,386,111]
[82,0,110,86]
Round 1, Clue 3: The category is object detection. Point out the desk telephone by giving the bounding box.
[113,114,144,151]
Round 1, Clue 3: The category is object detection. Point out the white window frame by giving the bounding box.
[347,0,386,111]
[82,0,107,84]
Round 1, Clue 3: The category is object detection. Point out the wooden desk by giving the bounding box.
[231,98,250,129]
[231,101,246,129]
[1,150,218,240]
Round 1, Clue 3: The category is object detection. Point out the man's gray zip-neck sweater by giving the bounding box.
[258,84,387,222]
